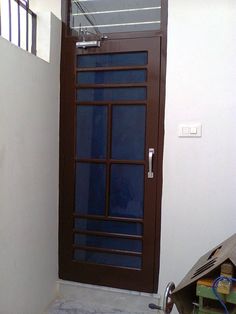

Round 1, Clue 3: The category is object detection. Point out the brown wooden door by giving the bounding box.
[59,31,164,293]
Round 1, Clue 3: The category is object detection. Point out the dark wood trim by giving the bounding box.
[105,104,112,217]
[102,30,163,40]
[76,83,147,89]
[73,245,142,257]
[77,100,147,106]
[59,24,77,281]
[72,260,142,272]
[73,229,143,240]
[60,0,168,294]
[76,158,106,164]
[76,159,145,165]
[60,34,164,292]
[75,30,163,42]
[74,213,143,224]
[152,0,168,293]
[77,65,147,72]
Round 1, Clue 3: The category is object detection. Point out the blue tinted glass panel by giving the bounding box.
[74,219,143,236]
[78,52,148,68]
[112,105,146,160]
[74,235,142,252]
[77,70,147,84]
[77,106,107,159]
[75,163,106,215]
[74,250,141,269]
[77,88,146,102]
[109,165,144,218]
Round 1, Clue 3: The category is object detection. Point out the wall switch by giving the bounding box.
[178,123,202,137]
[190,127,197,134]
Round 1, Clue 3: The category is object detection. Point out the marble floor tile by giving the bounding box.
[47,298,150,314]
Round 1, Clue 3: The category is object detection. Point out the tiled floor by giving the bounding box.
[47,298,150,314]
[46,281,160,314]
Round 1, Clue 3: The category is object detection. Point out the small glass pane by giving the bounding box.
[75,163,106,215]
[112,105,146,160]
[77,88,146,102]
[77,70,147,84]
[74,250,141,269]
[77,52,148,68]
[74,219,143,236]
[74,234,142,252]
[77,106,107,159]
[109,164,144,218]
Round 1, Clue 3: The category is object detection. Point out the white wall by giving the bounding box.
[159,0,236,304]
[30,1,61,62]
[30,0,61,19]
[0,15,61,314]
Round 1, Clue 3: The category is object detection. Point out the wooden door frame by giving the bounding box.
[59,0,168,293]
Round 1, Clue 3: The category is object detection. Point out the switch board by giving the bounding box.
[178,123,202,137]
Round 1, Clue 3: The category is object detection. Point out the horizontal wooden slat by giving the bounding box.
[76,83,147,89]
[73,213,143,224]
[75,159,145,165]
[76,158,106,164]
[77,65,147,72]
[72,259,141,271]
[77,100,147,106]
[73,245,142,257]
[73,229,143,240]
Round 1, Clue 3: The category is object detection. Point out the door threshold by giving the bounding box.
[56,280,161,314]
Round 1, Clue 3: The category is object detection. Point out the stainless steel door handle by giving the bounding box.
[148,148,155,178]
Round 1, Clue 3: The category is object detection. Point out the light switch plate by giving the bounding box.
[178,123,202,137]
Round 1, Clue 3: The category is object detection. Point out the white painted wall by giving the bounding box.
[30,1,61,62]
[30,0,61,19]
[159,0,236,307]
[0,14,61,314]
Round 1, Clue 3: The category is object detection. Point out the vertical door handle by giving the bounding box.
[148,148,155,179]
